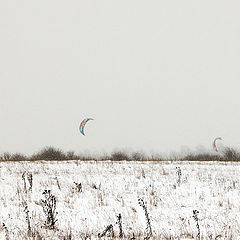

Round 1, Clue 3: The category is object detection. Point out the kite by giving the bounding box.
[213,137,222,152]
[79,118,94,136]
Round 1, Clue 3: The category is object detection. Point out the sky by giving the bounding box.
[1,1,240,155]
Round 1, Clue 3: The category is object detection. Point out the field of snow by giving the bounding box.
[0,160,240,239]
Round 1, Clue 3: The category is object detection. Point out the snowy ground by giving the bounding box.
[0,160,240,239]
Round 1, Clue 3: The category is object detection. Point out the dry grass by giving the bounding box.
[1,160,240,239]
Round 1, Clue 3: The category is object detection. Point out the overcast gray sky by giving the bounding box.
[1,1,240,155]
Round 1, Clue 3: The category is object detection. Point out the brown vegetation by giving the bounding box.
[1,146,240,162]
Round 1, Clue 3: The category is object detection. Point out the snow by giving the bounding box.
[0,160,240,239]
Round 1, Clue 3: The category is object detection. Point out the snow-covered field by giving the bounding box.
[0,160,240,239]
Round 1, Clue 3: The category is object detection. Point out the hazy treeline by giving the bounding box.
[1,146,240,162]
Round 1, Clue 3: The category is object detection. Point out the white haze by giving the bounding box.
[1,1,240,155]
